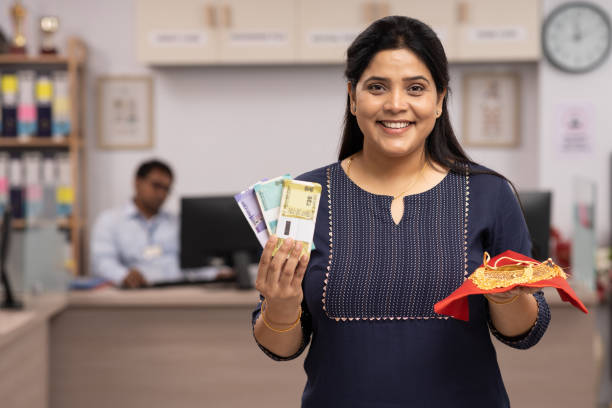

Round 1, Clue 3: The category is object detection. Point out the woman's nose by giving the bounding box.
[383,89,407,113]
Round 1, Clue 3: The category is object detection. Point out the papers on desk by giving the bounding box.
[68,276,113,290]
[180,266,227,281]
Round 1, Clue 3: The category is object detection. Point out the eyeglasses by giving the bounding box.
[146,179,171,193]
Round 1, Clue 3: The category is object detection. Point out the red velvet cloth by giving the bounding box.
[434,250,589,321]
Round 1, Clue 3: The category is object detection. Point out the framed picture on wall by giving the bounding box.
[97,76,153,149]
[462,72,520,148]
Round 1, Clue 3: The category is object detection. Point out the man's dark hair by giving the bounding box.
[135,159,174,180]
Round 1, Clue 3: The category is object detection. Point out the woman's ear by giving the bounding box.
[436,88,447,111]
[347,82,356,115]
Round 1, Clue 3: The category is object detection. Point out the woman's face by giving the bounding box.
[349,48,446,159]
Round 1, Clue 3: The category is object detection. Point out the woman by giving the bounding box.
[252,16,550,407]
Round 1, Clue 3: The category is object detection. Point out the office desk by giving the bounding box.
[0,295,66,408]
[0,287,599,408]
[51,287,305,408]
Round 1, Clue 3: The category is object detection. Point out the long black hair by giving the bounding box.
[338,16,537,256]
[339,16,468,175]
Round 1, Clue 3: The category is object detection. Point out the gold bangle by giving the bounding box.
[484,294,520,305]
[260,299,302,333]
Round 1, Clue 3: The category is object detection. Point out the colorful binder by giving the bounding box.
[9,154,24,219]
[1,73,18,137]
[0,153,9,216]
[52,71,70,140]
[35,74,53,137]
[41,153,57,219]
[17,70,36,140]
[24,152,43,221]
[56,153,73,217]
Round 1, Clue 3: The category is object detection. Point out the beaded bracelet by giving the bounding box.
[260,299,302,333]
[484,293,520,305]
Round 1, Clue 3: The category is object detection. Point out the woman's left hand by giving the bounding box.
[485,286,540,304]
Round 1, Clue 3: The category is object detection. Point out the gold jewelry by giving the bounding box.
[470,251,566,290]
[260,299,302,333]
[345,154,426,200]
[484,293,520,305]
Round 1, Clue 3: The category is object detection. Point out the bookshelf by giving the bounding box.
[0,37,87,276]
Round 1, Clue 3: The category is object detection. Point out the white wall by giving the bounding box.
[5,0,598,244]
[540,0,612,244]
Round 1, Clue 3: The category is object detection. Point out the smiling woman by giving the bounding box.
[251,15,551,408]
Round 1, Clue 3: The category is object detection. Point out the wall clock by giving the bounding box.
[542,2,612,73]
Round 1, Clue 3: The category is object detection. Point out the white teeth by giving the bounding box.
[381,121,412,129]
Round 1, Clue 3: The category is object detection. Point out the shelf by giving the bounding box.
[0,138,70,148]
[9,218,73,230]
[0,38,87,67]
[0,54,70,65]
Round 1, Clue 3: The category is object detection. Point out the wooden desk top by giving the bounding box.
[0,283,595,348]
[67,286,261,308]
[0,286,260,346]
[0,294,67,349]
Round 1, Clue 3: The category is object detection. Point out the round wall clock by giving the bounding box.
[542,2,612,73]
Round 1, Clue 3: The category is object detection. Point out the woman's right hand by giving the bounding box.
[255,235,309,326]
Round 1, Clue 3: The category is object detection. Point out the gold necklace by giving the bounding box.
[345,154,426,200]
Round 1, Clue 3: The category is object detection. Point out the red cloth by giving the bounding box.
[434,250,589,321]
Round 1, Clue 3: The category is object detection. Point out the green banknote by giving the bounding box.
[253,174,291,235]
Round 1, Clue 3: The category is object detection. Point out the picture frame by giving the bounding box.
[462,72,520,148]
[97,76,154,149]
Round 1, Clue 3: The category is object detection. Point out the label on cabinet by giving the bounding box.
[228,31,289,46]
[149,31,208,47]
[306,31,359,46]
[467,26,527,43]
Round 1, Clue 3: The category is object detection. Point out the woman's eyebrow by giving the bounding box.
[403,75,430,84]
[363,75,430,84]
[363,76,389,83]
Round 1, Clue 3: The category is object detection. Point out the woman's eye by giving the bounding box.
[408,85,425,93]
[367,83,385,92]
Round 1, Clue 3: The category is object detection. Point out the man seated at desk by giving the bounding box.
[91,159,181,288]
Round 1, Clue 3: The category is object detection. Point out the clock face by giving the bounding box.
[542,2,612,73]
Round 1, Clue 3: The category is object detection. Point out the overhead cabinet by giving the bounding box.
[454,0,540,62]
[137,0,298,64]
[137,0,540,65]
[297,0,382,63]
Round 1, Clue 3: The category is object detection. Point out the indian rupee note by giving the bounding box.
[253,174,291,235]
[274,179,321,257]
[234,184,269,248]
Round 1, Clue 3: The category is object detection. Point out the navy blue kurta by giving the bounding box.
[253,162,550,407]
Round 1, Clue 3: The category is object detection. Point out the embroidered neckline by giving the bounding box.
[322,163,471,322]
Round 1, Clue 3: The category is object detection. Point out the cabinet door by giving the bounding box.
[218,0,297,63]
[136,0,220,65]
[387,0,458,62]
[297,0,379,63]
[455,0,540,61]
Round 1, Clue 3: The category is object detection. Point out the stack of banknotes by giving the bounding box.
[234,174,322,256]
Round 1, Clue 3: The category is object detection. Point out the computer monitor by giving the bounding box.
[518,191,552,260]
[1,206,22,309]
[180,196,261,289]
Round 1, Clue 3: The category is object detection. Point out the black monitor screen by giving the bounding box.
[518,191,552,260]
[180,196,260,269]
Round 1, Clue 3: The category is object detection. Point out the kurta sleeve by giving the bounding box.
[485,177,551,349]
[251,294,313,361]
